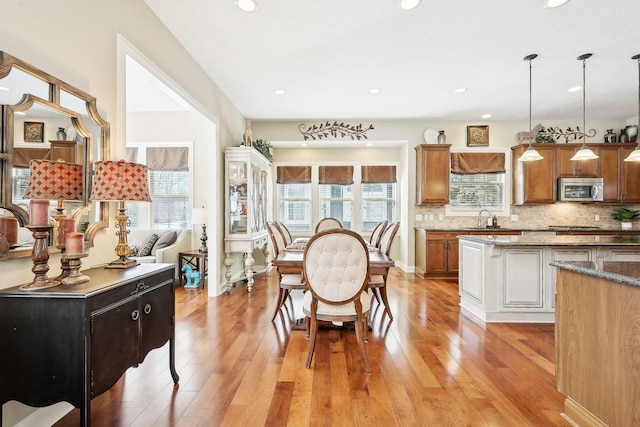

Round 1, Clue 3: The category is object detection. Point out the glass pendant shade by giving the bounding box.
[520,145,544,161]
[570,146,599,161]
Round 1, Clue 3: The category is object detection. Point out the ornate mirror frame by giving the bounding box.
[0,51,109,257]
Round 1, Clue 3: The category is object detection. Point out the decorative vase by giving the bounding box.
[620,129,629,143]
[621,222,632,229]
[56,127,67,140]
[604,129,616,143]
[625,125,638,143]
[437,130,446,145]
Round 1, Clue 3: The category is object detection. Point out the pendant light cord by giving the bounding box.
[577,53,592,147]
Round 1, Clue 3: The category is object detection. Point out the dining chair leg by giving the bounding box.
[271,287,286,321]
[379,286,393,320]
[354,311,372,372]
[363,312,369,343]
[372,288,381,305]
[305,316,318,368]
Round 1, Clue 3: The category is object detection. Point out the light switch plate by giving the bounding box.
[415,214,423,221]
[511,214,518,221]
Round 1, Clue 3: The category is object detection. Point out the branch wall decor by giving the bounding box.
[538,126,596,143]
[298,122,374,141]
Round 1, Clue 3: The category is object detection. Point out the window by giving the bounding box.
[276,163,397,234]
[319,183,352,229]
[126,144,192,229]
[362,183,394,231]
[278,183,312,232]
[446,150,509,216]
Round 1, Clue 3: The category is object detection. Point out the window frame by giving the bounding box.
[126,141,194,229]
[445,147,511,218]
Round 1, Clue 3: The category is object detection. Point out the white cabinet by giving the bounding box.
[502,249,544,310]
[224,146,271,292]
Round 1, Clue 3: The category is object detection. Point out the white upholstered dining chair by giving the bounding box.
[314,217,343,233]
[368,221,399,320]
[266,221,305,321]
[302,228,371,372]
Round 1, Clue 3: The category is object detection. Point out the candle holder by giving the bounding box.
[61,252,89,285]
[20,224,61,290]
[55,245,71,282]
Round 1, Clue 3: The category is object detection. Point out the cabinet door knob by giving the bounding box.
[144,304,152,315]
[131,309,140,321]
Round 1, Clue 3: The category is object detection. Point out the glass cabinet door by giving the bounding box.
[228,161,248,235]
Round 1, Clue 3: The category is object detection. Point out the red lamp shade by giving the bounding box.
[89,160,151,202]
[23,159,83,201]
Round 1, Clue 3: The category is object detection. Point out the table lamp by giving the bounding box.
[20,159,84,290]
[192,207,208,253]
[90,160,151,269]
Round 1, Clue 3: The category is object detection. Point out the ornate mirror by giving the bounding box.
[0,51,109,258]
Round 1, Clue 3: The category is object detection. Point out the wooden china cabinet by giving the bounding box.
[224,146,271,292]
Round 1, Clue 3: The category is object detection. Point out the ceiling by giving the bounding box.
[144,0,640,123]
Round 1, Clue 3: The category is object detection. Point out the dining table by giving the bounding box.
[272,240,395,276]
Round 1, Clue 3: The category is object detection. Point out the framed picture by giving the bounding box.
[467,125,489,147]
[24,121,44,142]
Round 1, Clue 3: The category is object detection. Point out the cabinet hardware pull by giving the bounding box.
[144,304,152,315]
[131,281,149,295]
[131,310,139,321]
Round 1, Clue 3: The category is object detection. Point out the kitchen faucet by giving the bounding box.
[478,209,491,228]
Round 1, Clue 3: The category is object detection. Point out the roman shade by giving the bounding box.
[318,166,353,185]
[13,148,51,168]
[361,165,397,183]
[276,166,311,184]
[450,153,505,174]
[147,147,189,171]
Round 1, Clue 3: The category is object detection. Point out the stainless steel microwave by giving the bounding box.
[557,177,603,202]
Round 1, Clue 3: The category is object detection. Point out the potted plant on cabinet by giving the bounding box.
[611,207,640,229]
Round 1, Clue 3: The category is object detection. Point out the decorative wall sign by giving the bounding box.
[467,125,489,146]
[298,122,374,141]
[24,121,44,142]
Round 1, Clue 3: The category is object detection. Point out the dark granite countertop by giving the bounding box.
[550,261,640,287]
[457,234,640,246]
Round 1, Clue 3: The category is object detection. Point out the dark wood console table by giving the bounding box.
[0,263,179,427]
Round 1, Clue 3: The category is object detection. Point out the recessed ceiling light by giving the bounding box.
[274,89,285,95]
[481,114,492,119]
[568,86,582,92]
[15,111,26,115]
[399,0,421,10]
[543,0,569,8]
[0,86,9,91]
[368,88,380,95]
[236,0,257,12]
[453,87,467,94]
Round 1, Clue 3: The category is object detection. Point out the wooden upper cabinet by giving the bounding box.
[556,144,598,177]
[598,145,623,202]
[511,144,557,205]
[415,144,450,205]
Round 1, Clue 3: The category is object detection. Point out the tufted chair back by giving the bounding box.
[314,217,343,233]
[303,229,369,305]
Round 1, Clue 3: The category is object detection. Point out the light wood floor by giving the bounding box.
[55,269,569,426]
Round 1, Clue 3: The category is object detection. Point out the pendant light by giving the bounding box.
[570,53,599,161]
[624,53,640,162]
[519,54,544,162]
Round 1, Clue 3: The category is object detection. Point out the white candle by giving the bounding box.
[58,218,76,246]
[65,232,84,255]
[29,200,50,226]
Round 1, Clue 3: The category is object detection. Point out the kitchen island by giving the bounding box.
[552,261,640,427]
[457,234,640,323]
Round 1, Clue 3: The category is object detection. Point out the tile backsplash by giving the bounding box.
[414,204,640,230]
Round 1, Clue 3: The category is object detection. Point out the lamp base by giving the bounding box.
[105,256,139,269]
